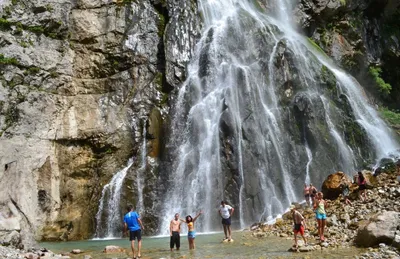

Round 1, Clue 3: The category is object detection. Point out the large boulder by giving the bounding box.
[321,171,351,200]
[355,211,400,248]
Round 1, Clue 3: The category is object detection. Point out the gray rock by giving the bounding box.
[355,211,400,248]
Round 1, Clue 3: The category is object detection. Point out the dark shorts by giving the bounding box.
[170,231,180,249]
[222,217,231,226]
[305,194,310,198]
[359,184,366,190]
[129,229,142,241]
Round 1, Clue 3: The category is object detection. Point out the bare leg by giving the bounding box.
[188,237,191,249]
[294,232,298,248]
[130,240,135,259]
[223,225,228,239]
[317,219,322,240]
[193,239,196,250]
[302,234,307,245]
[321,220,326,241]
[227,225,232,240]
[137,240,142,257]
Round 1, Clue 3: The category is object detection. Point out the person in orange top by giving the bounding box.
[185,211,203,250]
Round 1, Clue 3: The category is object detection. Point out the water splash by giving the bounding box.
[95,158,134,238]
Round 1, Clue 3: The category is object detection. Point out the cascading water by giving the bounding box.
[95,158,134,238]
[159,0,400,234]
[136,126,147,215]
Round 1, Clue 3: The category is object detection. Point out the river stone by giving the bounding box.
[71,249,82,254]
[103,245,125,253]
[299,246,314,252]
[355,211,400,248]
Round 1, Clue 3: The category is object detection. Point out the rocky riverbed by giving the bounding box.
[250,170,400,258]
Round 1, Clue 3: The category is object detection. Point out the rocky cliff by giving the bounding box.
[0,0,399,246]
[0,0,199,245]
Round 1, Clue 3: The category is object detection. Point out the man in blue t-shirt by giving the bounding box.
[124,205,144,258]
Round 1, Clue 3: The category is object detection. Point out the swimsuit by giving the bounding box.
[187,222,196,239]
[315,200,326,220]
[188,231,196,239]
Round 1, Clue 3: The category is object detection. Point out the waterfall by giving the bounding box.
[159,0,400,233]
[304,143,312,185]
[136,126,147,215]
[95,158,134,238]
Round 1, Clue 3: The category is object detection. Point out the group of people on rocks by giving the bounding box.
[122,201,234,259]
[293,171,374,249]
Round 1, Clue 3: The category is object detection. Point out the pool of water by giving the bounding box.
[40,231,364,259]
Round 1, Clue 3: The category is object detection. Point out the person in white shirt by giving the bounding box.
[219,201,234,241]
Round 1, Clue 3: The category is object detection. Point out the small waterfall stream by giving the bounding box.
[136,126,147,215]
[94,158,134,238]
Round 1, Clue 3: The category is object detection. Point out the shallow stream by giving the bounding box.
[40,232,365,259]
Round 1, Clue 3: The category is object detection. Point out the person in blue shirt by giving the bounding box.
[123,205,144,259]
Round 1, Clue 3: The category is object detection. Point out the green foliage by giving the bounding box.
[11,0,18,5]
[157,13,166,37]
[3,6,11,16]
[154,72,163,87]
[49,69,59,78]
[307,38,329,58]
[379,107,400,126]
[27,26,44,34]
[0,54,19,66]
[4,105,19,127]
[24,66,40,75]
[339,0,346,6]
[369,66,392,96]
[0,18,12,30]
[46,4,53,12]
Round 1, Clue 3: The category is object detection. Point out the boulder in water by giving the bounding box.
[355,211,400,248]
[321,171,351,200]
[103,245,125,253]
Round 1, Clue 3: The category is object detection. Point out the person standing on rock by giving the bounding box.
[340,178,352,206]
[313,192,327,242]
[169,213,181,251]
[303,184,311,206]
[219,201,234,241]
[290,205,307,249]
[123,205,144,259]
[357,171,367,202]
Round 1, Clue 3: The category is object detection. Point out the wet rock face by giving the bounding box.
[0,0,200,242]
